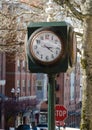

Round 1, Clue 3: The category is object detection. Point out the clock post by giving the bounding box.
[48,74,55,130]
[26,21,76,130]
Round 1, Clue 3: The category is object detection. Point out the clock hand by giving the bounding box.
[40,41,53,52]
[43,45,53,52]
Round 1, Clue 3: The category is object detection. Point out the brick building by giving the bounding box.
[5,54,36,98]
[0,52,37,129]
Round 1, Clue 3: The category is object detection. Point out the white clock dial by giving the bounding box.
[29,30,64,65]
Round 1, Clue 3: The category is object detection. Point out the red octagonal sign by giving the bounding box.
[55,105,67,121]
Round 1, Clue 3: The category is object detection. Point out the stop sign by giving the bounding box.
[55,105,67,121]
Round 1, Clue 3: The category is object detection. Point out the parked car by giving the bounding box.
[36,124,59,130]
[36,124,48,130]
[17,124,31,130]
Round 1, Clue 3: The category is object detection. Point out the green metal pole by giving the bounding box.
[48,74,55,130]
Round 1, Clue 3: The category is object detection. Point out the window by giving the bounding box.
[70,72,75,101]
[22,60,25,71]
[17,80,20,88]
[36,80,42,86]
[22,80,25,92]
[36,80,43,91]
[56,97,59,104]
[28,80,31,91]
[55,84,59,91]
[22,80,25,87]
[28,80,30,87]
[23,86,26,92]
[37,86,42,91]
[17,59,20,71]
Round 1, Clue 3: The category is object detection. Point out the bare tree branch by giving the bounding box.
[54,0,84,21]
[65,0,84,21]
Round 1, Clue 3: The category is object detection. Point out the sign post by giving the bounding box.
[55,105,67,127]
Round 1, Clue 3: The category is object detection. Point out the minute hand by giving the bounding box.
[44,45,53,52]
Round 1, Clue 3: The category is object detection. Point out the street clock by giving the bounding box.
[27,21,77,74]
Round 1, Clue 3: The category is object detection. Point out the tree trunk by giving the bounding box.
[81,0,92,129]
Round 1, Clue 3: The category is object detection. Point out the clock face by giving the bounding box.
[28,30,64,65]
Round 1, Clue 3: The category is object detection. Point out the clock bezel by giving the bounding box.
[28,28,65,66]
